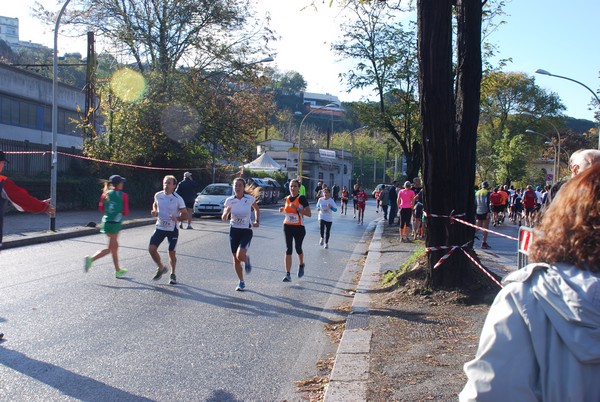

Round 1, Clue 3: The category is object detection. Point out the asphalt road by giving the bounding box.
[0,203,374,401]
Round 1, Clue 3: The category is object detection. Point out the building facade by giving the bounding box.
[0,16,19,47]
[0,62,85,149]
[257,139,354,199]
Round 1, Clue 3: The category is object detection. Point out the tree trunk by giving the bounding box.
[418,0,482,288]
[455,0,482,183]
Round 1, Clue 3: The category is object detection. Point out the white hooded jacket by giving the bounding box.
[460,262,600,401]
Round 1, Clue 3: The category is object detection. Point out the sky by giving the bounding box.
[6,0,600,121]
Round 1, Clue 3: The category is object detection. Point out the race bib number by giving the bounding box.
[232,214,249,227]
[158,217,174,229]
[285,213,300,224]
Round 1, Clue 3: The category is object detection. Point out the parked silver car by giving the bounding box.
[193,183,233,218]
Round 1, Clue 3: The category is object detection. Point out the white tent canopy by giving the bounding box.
[243,152,282,172]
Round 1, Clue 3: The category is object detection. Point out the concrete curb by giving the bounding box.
[324,219,517,401]
[2,218,155,250]
[324,219,385,401]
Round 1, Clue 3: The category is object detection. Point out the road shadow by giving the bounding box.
[0,348,153,401]
[206,389,243,402]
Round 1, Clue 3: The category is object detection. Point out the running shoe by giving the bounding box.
[115,268,128,278]
[84,256,93,273]
[153,266,168,281]
[481,242,491,249]
[187,225,193,230]
[169,274,177,285]
[298,263,305,278]
[245,255,252,274]
[283,272,292,282]
[236,280,245,291]
[0,330,3,340]
[319,238,324,246]
[179,223,183,229]
[324,243,329,249]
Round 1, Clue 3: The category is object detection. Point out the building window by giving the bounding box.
[0,93,82,137]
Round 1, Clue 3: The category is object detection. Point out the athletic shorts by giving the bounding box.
[476,213,488,221]
[149,228,179,251]
[491,205,503,213]
[400,208,412,228]
[101,221,122,235]
[525,207,536,214]
[229,227,253,254]
[184,200,194,209]
[357,202,365,211]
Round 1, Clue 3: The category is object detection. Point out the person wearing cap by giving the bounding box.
[84,175,129,278]
[175,171,197,230]
[397,181,416,242]
[149,175,188,285]
[1,150,56,340]
[474,181,491,249]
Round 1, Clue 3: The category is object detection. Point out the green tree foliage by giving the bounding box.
[272,70,307,95]
[31,0,276,176]
[43,0,269,76]
[333,0,421,180]
[477,71,565,184]
[492,131,530,185]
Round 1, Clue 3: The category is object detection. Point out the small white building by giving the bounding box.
[257,139,354,199]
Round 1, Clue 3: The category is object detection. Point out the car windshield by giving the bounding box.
[200,185,232,196]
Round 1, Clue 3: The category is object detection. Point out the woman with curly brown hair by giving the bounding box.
[460,163,600,402]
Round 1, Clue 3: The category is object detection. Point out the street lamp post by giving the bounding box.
[297,103,337,181]
[522,112,561,180]
[526,129,557,184]
[50,0,72,231]
[536,69,600,150]
[341,126,367,189]
[211,56,274,183]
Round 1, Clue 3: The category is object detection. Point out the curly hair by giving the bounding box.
[529,163,600,271]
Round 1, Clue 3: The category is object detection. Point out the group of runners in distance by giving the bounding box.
[476,181,552,249]
[371,179,424,243]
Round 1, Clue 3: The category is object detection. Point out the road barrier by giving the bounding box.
[517,226,534,269]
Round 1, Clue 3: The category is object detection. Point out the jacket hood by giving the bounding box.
[505,263,600,363]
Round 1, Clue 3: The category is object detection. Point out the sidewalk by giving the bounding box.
[324,219,513,401]
[2,209,155,250]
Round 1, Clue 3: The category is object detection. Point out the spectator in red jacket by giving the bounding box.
[0,150,55,339]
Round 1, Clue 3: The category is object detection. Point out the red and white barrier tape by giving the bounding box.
[424,211,466,219]
[5,151,208,171]
[427,241,503,288]
[424,209,519,242]
[451,216,518,241]
[430,241,472,270]
[460,248,503,288]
